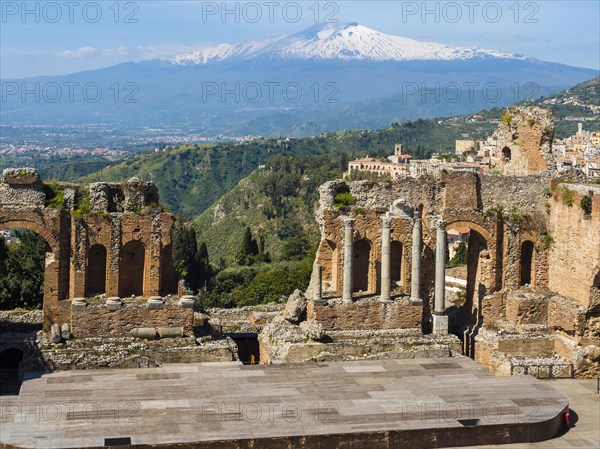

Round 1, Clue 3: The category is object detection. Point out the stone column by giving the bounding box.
[342,218,355,303]
[410,211,423,305]
[313,265,327,305]
[379,215,392,302]
[433,218,448,335]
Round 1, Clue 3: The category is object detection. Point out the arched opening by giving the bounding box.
[0,228,51,310]
[466,229,488,309]
[444,224,490,347]
[502,147,512,161]
[520,241,535,286]
[320,240,339,293]
[0,348,24,395]
[160,244,178,295]
[391,241,403,288]
[119,240,145,297]
[86,244,107,297]
[353,239,371,293]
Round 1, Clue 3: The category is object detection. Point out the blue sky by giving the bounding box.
[1,1,599,78]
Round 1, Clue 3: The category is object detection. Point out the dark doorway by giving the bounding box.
[230,334,260,365]
[119,241,145,297]
[322,240,339,292]
[502,147,512,161]
[0,348,24,395]
[160,244,178,295]
[520,241,535,286]
[86,244,107,297]
[353,239,371,293]
[391,241,403,287]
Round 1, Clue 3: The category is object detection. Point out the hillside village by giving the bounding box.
[346,121,600,180]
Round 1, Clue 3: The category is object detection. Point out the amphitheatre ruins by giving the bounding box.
[0,106,599,448]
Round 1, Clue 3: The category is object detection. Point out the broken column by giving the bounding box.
[410,210,423,305]
[51,323,61,343]
[433,218,448,335]
[342,217,355,303]
[380,215,392,302]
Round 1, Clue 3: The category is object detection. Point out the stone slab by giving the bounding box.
[0,357,568,449]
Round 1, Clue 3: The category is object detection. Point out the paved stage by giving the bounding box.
[0,357,568,449]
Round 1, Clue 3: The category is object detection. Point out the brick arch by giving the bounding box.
[0,219,59,255]
[0,213,68,331]
[444,220,491,243]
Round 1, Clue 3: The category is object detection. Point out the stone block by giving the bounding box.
[282,289,307,323]
[547,295,585,335]
[147,297,164,310]
[179,296,195,309]
[106,297,122,311]
[505,291,548,325]
[71,298,87,311]
[2,168,39,185]
[432,315,448,336]
[299,321,324,341]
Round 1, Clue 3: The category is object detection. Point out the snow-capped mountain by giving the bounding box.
[3,22,595,137]
[166,22,529,65]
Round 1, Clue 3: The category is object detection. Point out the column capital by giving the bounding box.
[381,215,392,228]
[412,209,421,221]
[342,217,355,229]
[436,217,447,230]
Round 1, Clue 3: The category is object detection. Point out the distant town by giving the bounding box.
[345,122,600,180]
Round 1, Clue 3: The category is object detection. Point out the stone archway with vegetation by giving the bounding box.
[0,168,177,332]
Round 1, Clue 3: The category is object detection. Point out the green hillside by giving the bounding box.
[192,155,341,266]
[79,119,497,218]
[521,75,600,137]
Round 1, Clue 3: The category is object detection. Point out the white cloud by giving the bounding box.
[54,46,98,59]
[52,43,214,63]
[102,46,130,57]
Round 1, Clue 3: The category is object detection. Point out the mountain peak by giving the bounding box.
[165,23,527,65]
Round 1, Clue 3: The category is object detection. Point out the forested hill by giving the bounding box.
[80,118,498,218]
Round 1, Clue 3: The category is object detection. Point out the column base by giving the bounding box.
[409,297,423,306]
[342,297,353,304]
[379,296,393,303]
[432,314,449,336]
[312,298,328,306]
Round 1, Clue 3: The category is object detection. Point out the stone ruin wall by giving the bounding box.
[496,106,556,176]
[304,163,600,376]
[310,171,551,319]
[547,183,600,310]
[0,168,181,335]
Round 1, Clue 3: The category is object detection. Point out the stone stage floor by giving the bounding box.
[0,357,569,449]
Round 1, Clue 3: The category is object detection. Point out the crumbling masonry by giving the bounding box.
[260,107,600,378]
[0,168,183,336]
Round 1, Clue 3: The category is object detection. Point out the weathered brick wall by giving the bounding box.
[505,291,548,325]
[307,298,422,331]
[71,299,194,337]
[497,336,555,356]
[548,184,600,309]
[546,295,585,336]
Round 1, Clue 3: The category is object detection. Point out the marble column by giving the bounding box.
[410,211,423,305]
[379,215,392,302]
[433,218,448,335]
[342,218,355,303]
